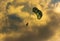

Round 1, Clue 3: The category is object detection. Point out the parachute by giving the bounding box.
[32,7,42,19]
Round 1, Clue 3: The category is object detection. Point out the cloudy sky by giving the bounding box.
[0,0,60,41]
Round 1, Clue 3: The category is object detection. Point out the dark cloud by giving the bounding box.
[1,24,19,33]
[4,37,14,41]
[0,14,24,33]
[4,31,37,41]
[51,0,60,4]
[4,26,54,41]
[7,14,23,22]
[38,27,53,40]
[17,32,37,41]
[4,16,58,41]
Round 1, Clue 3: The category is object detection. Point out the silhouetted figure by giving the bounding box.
[26,23,28,26]
[32,7,42,19]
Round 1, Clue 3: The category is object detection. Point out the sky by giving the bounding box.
[0,0,60,41]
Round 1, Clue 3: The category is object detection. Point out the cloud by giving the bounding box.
[51,0,60,4]
[7,14,23,22]
[53,2,60,14]
[0,0,60,41]
[0,14,24,33]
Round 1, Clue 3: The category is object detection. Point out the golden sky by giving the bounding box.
[0,0,60,41]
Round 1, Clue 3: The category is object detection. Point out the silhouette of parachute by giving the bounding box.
[32,7,42,19]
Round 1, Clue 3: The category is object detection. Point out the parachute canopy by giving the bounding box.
[32,7,42,19]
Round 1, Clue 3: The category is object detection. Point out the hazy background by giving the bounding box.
[0,0,60,41]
